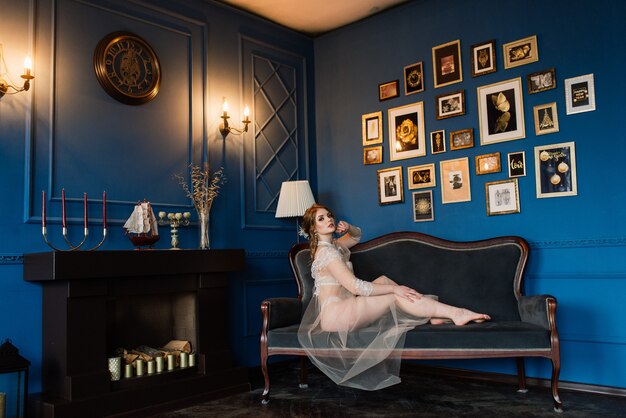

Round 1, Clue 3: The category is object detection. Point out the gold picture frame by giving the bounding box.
[412,190,434,222]
[388,102,426,161]
[362,111,383,145]
[449,128,474,151]
[404,61,424,95]
[485,178,520,216]
[475,152,502,175]
[363,146,383,165]
[471,39,496,77]
[432,40,462,88]
[533,102,559,135]
[439,157,471,204]
[408,163,436,189]
[503,35,539,69]
[477,77,525,145]
[377,166,404,205]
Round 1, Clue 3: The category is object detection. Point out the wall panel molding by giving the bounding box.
[529,237,626,249]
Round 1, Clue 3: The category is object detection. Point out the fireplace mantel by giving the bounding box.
[24,249,248,418]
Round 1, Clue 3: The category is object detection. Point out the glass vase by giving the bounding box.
[198,211,210,249]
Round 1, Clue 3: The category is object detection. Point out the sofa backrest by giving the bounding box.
[288,232,529,322]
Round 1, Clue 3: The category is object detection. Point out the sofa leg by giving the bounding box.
[299,357,309,389]
[551,356,563,412]
[261,354,270,405]
[516,357,528,393]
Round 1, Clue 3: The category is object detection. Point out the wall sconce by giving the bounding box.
[0,44,34,99]
[219,97,250,139]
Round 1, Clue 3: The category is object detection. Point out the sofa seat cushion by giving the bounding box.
[267,322,550,351]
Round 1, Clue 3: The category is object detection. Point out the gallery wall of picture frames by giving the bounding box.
[359,34,595,222]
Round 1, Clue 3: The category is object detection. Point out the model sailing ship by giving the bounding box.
[123,200,160,248]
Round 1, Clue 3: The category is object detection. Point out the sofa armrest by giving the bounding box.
[518,295,557,330]
[261,297,302,331]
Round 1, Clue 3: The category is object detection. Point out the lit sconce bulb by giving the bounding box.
[243,106,250,122]
[23,56,33,79]
[222,98,229,114]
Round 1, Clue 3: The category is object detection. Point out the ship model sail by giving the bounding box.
[123,201,160,248]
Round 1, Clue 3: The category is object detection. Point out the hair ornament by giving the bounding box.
[298,226,310,239]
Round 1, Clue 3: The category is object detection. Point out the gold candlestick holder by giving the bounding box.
[157,212,191,249]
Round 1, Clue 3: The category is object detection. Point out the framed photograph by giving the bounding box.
[471,40,496,77]
[430,130,446,154]
[507,151,526,178]
[503,35,539,69]
[432,40,462,88]
[475,152,501,175]
[388,101,426,161]
[534,142,577,198]
[413,190,434,222]
[477,77,525,145]
[377,166,404,205]
[527,68,556,94]
[379,80,400,101]
[404,61,424,95]
[485,179,520,216]
[565,73,596,114]
[436,90,465,119]
[449,128,474,151]
[439,157,471,204]
[533,102,559,135]
[363,146,383,165]
[408,163,436,189]
[362,111,383,145]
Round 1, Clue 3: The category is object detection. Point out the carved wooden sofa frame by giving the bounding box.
[260,232,562,411]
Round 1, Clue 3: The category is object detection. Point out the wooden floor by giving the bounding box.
[149,361,626,417]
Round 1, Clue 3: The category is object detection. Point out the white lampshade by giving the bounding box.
[275,180,316,218]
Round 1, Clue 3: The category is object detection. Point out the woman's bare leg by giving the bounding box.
[372,276,490,325]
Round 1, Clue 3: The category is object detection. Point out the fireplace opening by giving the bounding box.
[106,292,197,360]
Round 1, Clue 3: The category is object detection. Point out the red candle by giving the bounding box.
[42,190,46,227]
[84,192,88,228]
[102,191,107,229]
[61,188,66,228]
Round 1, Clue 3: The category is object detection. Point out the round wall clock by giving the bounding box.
[93,32,161,105]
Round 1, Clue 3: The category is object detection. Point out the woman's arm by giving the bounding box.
[325,258,421,302]
[335,221,362,249]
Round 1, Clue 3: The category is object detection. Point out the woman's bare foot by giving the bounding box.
[430,318,452,325]
[452,308,491,326]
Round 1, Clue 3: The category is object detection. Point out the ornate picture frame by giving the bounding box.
[471,40,496,77]
[377,166,404,205]
[408,163,436,189]
[379,80,400,101]
[503,35,539,69]
[362,111,383,145]
[430,130,446,154]
[527,68,556,94]
[404,61,425,95]
[449,128,474,151]
[436,90,465,120]
[432,40,463,88]
[388,102,426,161]
[533,102,559,135]
[363,146,383,165]
[534,142,578,198]
[477,77,525,145]
[439,157,471,204]
[485,178,520,216]
[475,152,501,175]
[507,151,526,178]
[565,73,596,115]
[412,190,434,222]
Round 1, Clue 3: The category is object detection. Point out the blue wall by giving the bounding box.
[314,0,626,388]
[1,0,625,397]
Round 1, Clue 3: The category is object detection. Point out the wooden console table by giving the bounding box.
[23,249,249,418]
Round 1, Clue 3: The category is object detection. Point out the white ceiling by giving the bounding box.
[216,0,411,35]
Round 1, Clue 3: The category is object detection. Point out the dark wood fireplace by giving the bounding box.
[23,249,248,417]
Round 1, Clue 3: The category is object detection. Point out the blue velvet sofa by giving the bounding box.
[260,232,562,411]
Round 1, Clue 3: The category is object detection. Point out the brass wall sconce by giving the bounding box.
[219,97,250,139]
[0,44,34,99]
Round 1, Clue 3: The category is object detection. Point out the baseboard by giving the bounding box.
[253,358,626,399]
[402,363,626,398]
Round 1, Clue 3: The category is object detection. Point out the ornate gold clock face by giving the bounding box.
[93,32,161,105]
[407,69,422,88]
